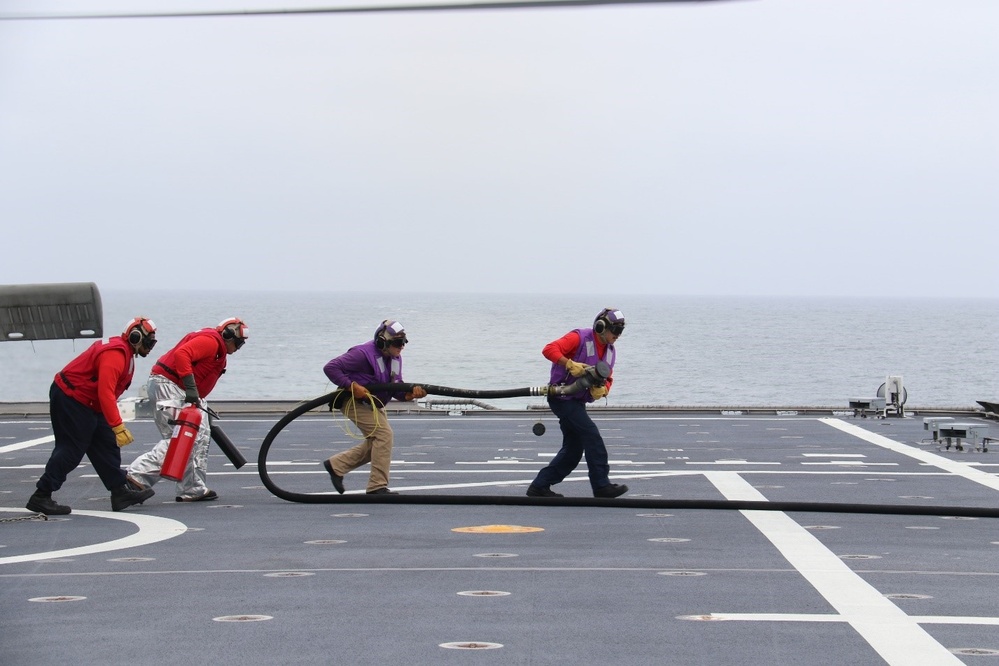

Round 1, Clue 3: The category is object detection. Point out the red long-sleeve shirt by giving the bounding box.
[543,330,614,392]
[94,350,129,427]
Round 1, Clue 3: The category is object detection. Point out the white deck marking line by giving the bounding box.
[701,613,999,625]
[238,467,957,476]
[304,471,697,493]
[0,435,54,453]
[308,480,539,494]
[0,508,187,565]
[821,418,999,491]
[705,471,961,665]
[686,461,780,465]
[265,461,436,466]
[800,462,897,466]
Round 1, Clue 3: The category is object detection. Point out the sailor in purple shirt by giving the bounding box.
[321,320,427,495]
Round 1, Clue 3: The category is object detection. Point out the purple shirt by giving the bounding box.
[324,340,406,405]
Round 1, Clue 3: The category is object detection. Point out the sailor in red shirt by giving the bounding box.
[127,318,248,502]
[26,318,159,515]
[527,308,629,499]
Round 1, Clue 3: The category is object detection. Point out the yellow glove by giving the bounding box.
[112,424,134,447]
[350,382,370,399]
[565,359,588,378]
[590,386,608,400]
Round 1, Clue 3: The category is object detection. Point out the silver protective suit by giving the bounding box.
[127,374,211,499]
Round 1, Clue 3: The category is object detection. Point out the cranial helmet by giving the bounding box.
[217,317,249,348]
[593,308,625,335]
[123,317,157,350]
[374,320,407,349]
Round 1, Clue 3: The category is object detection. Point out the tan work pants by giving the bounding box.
[327,403,394,493]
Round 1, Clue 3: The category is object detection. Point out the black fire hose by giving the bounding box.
[255,380,999,519]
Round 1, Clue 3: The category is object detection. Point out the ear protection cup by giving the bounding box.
[374,320,389,349]
[128,327,143,345]
[593,308,611,334]
[221,326,235,341]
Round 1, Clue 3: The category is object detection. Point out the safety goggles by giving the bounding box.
[607,322,625,336]
[387,338,407,348]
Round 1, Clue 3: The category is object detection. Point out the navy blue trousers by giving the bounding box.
[531,397,611,492]
[36,383,126,493]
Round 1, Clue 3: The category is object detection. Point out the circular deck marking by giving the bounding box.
[473,553,518,558]
[107,557,155,562]
[304,539,347,545]
[0,508,186,566]
[885,593,932,600]
[457,590,511,597]
[29,595,86,603]
[331,513,368,518]
[440,641,503,650]
[213,615,273,622]
[951,648,999,656]
[452,525,543,533]
[648,537,690,543]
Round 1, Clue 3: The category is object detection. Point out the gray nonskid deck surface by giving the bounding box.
[2,410,999,665]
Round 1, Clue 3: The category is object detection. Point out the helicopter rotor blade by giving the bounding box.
[0,0,740,22]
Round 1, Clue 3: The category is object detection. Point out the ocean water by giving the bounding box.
[1,290,996,409]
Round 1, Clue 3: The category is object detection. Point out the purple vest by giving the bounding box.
[549,328,616,402]
[357,340,404,405]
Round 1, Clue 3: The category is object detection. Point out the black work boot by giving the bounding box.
[110,483,155,512]
[26,491,71,515]
[527,485,564,498]
[593,483,629,498]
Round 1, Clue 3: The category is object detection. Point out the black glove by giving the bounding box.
[181,374,200,404]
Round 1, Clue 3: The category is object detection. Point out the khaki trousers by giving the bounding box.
[327,402,394,492]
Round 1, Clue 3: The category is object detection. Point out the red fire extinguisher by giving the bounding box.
[161,405,203,482]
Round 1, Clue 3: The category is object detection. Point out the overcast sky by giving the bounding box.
[1,0,996,297]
